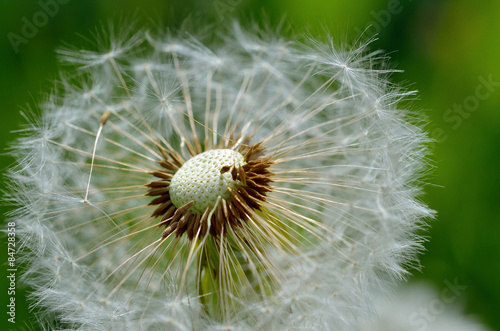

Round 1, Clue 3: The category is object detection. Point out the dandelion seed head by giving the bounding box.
[5,20,434,330]
[170,149,245,214]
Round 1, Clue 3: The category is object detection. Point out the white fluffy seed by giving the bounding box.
[169,149,246,213]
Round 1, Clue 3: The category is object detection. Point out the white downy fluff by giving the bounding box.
[5,21,433,330]
[360,282,490,331]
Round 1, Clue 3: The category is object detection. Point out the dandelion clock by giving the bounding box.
[5,22,433,330]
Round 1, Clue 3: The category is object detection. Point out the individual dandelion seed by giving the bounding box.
[5,21,434,330]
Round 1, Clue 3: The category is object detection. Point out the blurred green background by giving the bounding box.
[1,0,498,330]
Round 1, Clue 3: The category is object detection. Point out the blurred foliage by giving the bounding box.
[1,0,498,329]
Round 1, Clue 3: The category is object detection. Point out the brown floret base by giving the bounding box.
[146,141,274,240]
